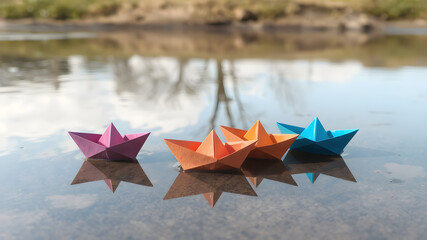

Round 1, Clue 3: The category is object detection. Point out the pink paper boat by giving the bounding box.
[69,123,150,160]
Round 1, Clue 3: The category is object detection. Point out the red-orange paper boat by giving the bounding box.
[220,120,299,160]
[164,130,257,171]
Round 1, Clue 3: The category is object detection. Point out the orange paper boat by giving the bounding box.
[220,120,299,160]
[164,130,257,171]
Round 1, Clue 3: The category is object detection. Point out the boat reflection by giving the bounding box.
[241,158,297,187]
[71,158,153,192]
[283,150,356,184]
[164,170,257,207]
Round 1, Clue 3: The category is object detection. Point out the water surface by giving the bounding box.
[0,31,426,240]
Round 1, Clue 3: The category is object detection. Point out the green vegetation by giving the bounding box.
[300,0,427,20]
[361,0,427,20]
[0,0,426,21]
[0,0,125,20]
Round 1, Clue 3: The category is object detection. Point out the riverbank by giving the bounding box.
[2,18,427,36]
[1,0,426,33]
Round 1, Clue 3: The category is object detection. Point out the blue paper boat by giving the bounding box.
[277,117,358,155]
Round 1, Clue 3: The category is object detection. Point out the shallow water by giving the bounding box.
[0,31,426,240]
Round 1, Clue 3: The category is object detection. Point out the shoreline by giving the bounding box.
[0,18,426,36]
[1,0,426,35]
[0,17,381,33]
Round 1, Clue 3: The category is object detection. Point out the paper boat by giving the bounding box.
[277,117,358,155]
[164,130,257,171]
[241,158,297,187]
[69,123,150,160]
[164,170,257,207]
[283,150,356,184]
[71,158,153,192]
[220,120,298,160]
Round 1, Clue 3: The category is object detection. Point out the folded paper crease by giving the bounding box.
[220,120,298,160]
[164,130,257,171]
[69,123,150,160]
[277,117,358,155]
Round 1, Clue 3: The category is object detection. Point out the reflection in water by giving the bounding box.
[284,151,356,184]
[209,59,247,131]
[241,158,297,187]
[211,60,233,129]
[112,56,252,135]
[2,32,427,239]
[110,56,208,135]
[164,170,257,207]
[0,57,69,90]
[164,151,355,208]
[113,57,203,99]
[195,59,252,134]
[71,159,152,192]
[4,45,422,145]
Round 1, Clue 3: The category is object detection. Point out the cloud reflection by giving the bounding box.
[45,194,98,210]
[377,163,427,183]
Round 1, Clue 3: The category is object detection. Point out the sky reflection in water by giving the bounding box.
[0,32,426,240]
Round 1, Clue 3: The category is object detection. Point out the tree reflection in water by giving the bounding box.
[112,56,252,135]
